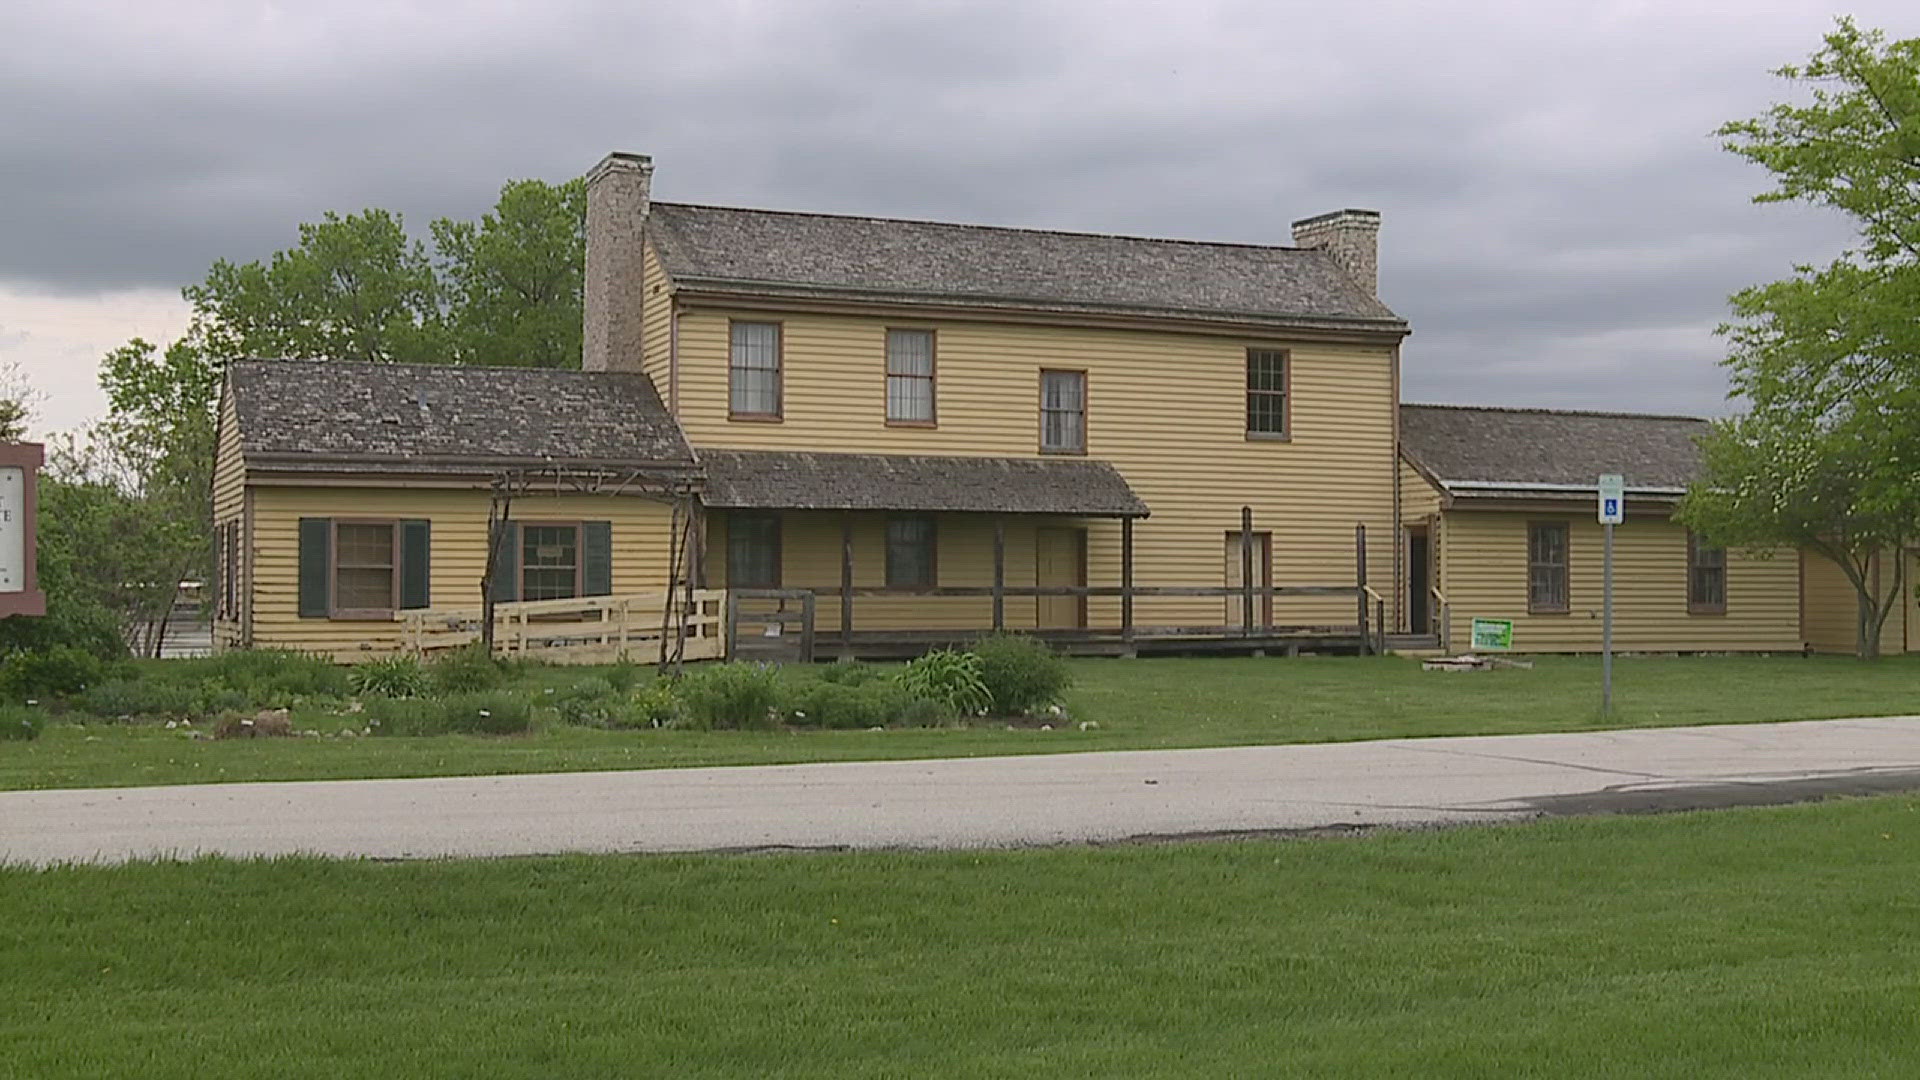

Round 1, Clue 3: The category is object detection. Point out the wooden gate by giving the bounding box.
[726,588,816,663]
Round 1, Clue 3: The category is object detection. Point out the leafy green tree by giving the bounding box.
[434,178,586,368]
[186,209,447,365]
[1685,20,1920,657]
[1681,410,1918,658]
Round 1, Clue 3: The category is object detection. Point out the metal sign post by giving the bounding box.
[1598,473,1624,713]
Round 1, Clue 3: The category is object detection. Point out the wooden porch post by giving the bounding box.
[1121,516,1135,651]
[992,517,1006,632]
[1240,506,1255,637]
[1355,523,1370,656]
[841,512,854,658]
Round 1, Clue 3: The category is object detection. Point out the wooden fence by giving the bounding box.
[398,589,726,664]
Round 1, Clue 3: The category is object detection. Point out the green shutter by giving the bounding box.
[399,520,431,610]
[488,522,520,604]
[583,521,613,597]
[298,518,331,618]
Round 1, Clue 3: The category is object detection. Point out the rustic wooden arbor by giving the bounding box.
[482,464,704,668]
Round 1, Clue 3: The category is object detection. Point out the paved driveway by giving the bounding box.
[6,717,1920,866]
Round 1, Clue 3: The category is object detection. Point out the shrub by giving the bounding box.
[0,703,44,741]
[352,654,430,698]
[897,649,990,716]
[971,633,1072,717]
[553,677,623,726]
[619,683,685,729]
[430,643,504,694]
[212,712,295,739]
[365,695,449,737]
[73,678,203,720]
[794,680,889,729]
[189,649,350,702]
[676,662,784,730]
[0,645,106,701]
[603,658,645,693]
[818,659,885,687]
[438,691,533,735]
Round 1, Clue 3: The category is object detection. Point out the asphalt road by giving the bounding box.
[6,717,1920,866]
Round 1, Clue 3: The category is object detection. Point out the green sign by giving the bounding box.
[1470,618,1513,651]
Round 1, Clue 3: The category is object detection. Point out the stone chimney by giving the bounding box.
[1290,209,1380,296]
[583,152,654,373]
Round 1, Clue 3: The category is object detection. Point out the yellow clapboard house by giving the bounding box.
[212,149,1883,661]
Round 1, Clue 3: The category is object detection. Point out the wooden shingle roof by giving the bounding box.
[1400,404,1708,498]
[700,449,1149,517]
[226,360,697,475]
[648,203,1405,333]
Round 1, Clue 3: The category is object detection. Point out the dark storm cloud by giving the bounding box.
[2,0,1914,416]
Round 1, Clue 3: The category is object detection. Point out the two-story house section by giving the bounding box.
[585,151,1410,649]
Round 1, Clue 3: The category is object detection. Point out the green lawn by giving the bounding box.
[4,796,1918,1077]
[5,653,1920,792]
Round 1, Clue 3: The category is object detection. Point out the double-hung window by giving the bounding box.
[886,329,936,425]
[520,524,582,601]
[1688,532,1727,614]
[728,514,782,588]
[1527,521,1569,614]
[886,517,937,588]
[729,321,782,418]
[1246,349,1288,437]
[334,522,397,615]
[1040,370,1087,453]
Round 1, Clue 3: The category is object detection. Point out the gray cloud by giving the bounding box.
[1,0,1912,417]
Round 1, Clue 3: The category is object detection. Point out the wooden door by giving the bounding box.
[1407,529,1431,633]
[1224,531,1272,627]
[1035,527,1086,629]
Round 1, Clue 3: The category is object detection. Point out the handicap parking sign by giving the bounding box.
[1598,475,1624,525]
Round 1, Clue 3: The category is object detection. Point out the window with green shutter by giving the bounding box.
[297,517,431,618]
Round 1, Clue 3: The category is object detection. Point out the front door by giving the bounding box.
[1408,529,1431,633]
[1035,527,1086,629]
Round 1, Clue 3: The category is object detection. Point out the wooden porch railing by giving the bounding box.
[398,589,726,664]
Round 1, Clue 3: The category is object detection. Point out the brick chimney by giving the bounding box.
[583,152,654,373]
[1290,209,1380,296]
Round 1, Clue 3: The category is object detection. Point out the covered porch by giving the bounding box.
[700,449,1384,659]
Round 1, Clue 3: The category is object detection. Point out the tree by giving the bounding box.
[1681,409,1919,658]
[434,178,587,368]
[0,361,38,441]
[185,209,447,365]
[1683,20,1920,658]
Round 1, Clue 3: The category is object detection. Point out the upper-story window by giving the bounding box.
[729,321,782,419]
[1247,349,1288,437]
[886,329,936,425]
[1040,369,1087,454]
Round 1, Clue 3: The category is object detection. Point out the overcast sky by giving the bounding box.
[2,0,1912,437]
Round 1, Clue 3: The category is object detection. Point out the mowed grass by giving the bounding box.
[6,652,1920,791]
[5,796,1919,1077]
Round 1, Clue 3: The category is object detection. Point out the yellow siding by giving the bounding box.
[676,308,1398,628]
[640,241,672,395]
[711,510,1071,631]
[1800,548,1910,655]
[1399,459,1442,520]
[247,485,677,662]
[1436,511,1800,653]
[212,391,247,650]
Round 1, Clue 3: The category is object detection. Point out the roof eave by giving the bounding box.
[669,277,1410,339]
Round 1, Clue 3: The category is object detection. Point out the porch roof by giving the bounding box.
[699,449,1150,518]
